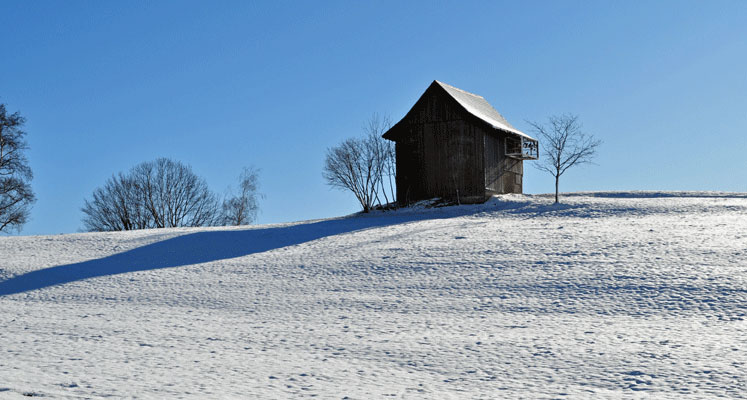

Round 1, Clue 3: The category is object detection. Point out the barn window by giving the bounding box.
[505,136,539,160]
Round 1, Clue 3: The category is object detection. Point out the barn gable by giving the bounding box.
[383,80,538,205]
[435,81,534,140]
[384,81,536,142]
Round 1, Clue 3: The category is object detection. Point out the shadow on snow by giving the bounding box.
[4,191,745,296]
[0,210,469,296]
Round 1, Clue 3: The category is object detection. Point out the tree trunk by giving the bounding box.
[554,175,559,204]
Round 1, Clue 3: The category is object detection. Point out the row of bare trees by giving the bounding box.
[82,159,260,231]
[1,102,263,234]
[3,100,600,235]
[323,114,395,212]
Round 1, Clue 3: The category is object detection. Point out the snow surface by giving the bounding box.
[1,192,746,398]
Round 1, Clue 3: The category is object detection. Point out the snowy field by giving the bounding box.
[1,192,746,399]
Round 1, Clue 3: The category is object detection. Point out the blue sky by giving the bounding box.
[1,1,745,235]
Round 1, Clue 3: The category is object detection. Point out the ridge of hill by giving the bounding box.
[1,192,746,398]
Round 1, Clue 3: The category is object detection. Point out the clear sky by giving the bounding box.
[1,1,745,235]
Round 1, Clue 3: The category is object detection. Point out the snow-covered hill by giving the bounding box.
[1,193,746,399]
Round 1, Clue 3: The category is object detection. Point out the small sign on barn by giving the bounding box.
[383,80,538,205]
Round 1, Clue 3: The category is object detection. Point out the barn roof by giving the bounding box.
[434,80,535,140]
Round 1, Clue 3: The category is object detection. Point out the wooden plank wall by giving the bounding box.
[394,85,486,204]
[422,120,484,201]
[391,82,526,205]
[484,132,524,195]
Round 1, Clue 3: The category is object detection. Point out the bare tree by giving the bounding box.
[323,114,394,213]
[133,158,219,228]
[221,167,261,226]
[529,114,601,204]
[82,158,220,231]
[81,173,150,231]
[323,138,376,212]
[364,113,396,207]
[0,104,36,233]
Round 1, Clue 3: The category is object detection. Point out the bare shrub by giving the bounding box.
[221,167,261,226]
[82,158,220,231]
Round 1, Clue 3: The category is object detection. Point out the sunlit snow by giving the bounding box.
[1,192,745,398]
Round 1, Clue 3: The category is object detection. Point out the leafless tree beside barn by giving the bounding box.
[323,114,395,212]
[528,114,601,203]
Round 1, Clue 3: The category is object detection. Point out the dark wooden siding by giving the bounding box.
[392,84,486,204]
[484,132,523,195]
[395,134,424,204]
[421,120,484,202]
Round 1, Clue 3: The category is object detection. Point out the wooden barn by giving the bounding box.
[382,80,538,205]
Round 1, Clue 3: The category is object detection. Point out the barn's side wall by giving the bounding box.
[484,132,523,195]
[393,85,486,205]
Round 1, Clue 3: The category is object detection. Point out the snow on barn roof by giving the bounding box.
[435,80,535,140]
